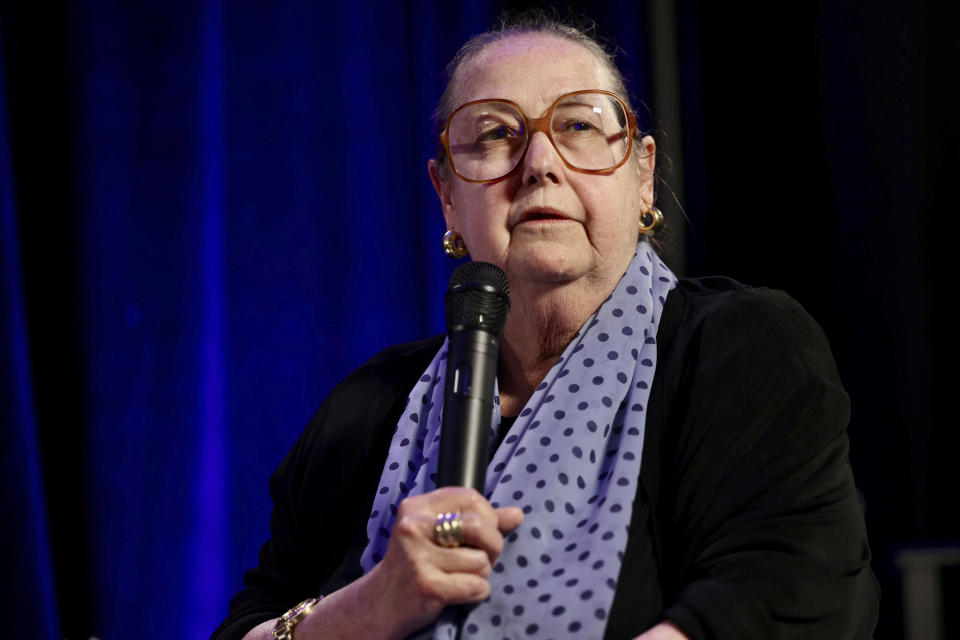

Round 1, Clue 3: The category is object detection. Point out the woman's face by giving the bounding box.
[429,34,656,294]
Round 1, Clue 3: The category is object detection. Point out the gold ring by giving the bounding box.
[434,511,464,548]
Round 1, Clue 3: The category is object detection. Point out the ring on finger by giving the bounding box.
[434,511,464,548]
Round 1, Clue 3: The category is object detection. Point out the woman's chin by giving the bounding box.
[505,251,592,288]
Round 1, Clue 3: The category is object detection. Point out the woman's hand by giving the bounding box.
[255,486,523,640]
[367,486,524,637]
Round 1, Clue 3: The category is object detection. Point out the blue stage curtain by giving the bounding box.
[2,2,652,638]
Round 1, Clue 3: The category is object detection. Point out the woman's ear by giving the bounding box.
[638,135,656,208]
[428,158,457,229]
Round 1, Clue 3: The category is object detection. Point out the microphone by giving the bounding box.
[438,261,511,491]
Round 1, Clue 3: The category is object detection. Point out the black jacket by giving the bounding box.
[212,277,879,640]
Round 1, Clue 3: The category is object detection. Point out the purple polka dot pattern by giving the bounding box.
[361,243,676,639]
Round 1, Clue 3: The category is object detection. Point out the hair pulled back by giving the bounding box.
[434,11,633,129]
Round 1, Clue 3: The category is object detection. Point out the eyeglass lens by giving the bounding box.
[447,92,631,181]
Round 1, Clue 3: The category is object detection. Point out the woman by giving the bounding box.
[213,15,878,640]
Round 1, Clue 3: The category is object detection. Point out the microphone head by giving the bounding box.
[444,261,511,336]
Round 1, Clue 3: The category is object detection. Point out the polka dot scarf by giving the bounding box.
[361,242,676,639]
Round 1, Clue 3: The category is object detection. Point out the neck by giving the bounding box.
[497,274,618,416]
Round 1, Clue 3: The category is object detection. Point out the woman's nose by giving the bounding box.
[521,131,562,185]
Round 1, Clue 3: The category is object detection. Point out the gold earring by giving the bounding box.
[638,206,663,235]
[442,229,468,258]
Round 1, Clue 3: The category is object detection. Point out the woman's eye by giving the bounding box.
[563,120,597,133]
[478,125,517,142]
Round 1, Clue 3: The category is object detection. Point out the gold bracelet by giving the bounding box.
[272,596,321,640]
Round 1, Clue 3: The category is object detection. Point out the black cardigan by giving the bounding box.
[212,277,879,640]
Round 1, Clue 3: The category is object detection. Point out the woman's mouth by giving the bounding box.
[517,209,571,224]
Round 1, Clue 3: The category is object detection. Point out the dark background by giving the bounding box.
[1,1,955,638]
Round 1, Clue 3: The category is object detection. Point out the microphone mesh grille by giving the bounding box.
[444,262,511,335]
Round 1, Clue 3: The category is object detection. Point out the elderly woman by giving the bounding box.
[213,15,878,640]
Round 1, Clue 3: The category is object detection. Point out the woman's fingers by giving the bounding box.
[394,508,505,564]
[396,487,509,559]
[436,571,491,604]
[459,511,506,562]
[410,565,491,606]
[431,546,492,577]
[370,487,518,636]
[432,501,516,564]
[382,488,520,605]
[432,486,500,529]
[495,505,524,533]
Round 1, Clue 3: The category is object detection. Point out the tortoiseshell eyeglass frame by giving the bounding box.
[438,89,641,184]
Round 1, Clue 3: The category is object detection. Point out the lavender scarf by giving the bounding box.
[361,242,676,639]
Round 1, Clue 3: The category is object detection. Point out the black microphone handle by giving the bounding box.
[438,328,500,492]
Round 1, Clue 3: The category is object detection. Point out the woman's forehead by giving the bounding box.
[453,34,615,110]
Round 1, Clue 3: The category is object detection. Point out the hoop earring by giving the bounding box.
[638,206,663,235]
[442,229,468,258]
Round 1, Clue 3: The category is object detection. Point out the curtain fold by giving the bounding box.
[190,0,228,635]
[0,38,61,640]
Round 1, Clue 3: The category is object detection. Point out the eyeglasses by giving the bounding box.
[439,90,640,183]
